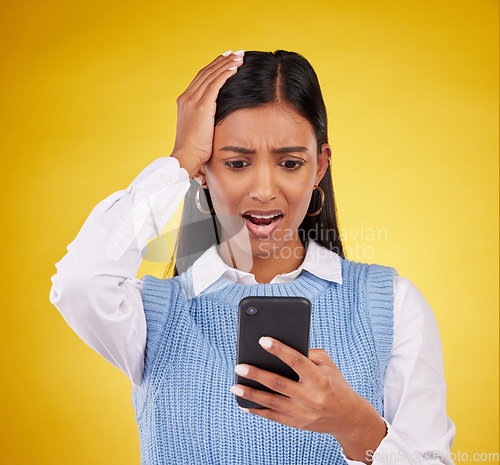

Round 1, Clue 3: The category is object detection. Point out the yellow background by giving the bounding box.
[1,0,498,463]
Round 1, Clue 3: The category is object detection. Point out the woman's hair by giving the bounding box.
[164,50,345,279]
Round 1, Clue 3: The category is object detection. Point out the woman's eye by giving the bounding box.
[281,160,304,170]
[225,161,248,169]
[225,160,304,170]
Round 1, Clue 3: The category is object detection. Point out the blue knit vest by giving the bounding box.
[131,257,398,465]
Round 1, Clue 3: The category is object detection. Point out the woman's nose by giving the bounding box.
[247,165,279,202]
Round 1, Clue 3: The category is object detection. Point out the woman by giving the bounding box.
[50,49,455,464]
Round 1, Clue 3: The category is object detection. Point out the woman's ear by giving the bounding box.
[315,143,332,185]
[194,164,208,187]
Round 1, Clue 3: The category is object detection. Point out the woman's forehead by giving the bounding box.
[218,103,307,126]
[214,105,316,146]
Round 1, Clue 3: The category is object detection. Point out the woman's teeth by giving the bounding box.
[249,214,278,219]
[244,214,281,225]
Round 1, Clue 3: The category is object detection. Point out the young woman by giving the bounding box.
[50,49,455,464]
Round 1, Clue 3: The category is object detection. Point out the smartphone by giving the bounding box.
[235,295,312,409]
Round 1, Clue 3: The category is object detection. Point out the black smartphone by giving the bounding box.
[235,295,312,409]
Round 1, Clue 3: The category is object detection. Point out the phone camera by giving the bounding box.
[246,306,258,316]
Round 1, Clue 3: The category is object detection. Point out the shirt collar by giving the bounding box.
[191,237,343,297]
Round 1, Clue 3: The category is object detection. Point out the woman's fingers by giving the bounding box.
[183,50,244,100]
[190,50,233,87]
[231,382,294,413]
[189,51,244,103]
[234,364,300,399]
[257,337,319,381]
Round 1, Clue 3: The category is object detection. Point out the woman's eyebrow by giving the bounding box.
[219,146,308,154]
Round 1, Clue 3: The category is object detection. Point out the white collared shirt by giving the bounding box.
[192,237,344,295]
[49,156,455,464]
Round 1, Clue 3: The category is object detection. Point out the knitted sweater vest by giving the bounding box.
[131,257,398,465]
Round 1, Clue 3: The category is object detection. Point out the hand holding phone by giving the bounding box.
[235,296,312,409]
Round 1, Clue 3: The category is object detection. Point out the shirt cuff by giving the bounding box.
[340,417,454,465]
[340,417,391,465]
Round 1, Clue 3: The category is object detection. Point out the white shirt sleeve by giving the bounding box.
[342,276,456,465]
[49,156,191,391]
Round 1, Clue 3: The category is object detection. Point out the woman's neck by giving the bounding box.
[216,237,306,284]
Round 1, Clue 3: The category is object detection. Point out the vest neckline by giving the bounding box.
[197,269,333,307]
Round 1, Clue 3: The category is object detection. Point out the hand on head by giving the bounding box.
[170,50,245,180]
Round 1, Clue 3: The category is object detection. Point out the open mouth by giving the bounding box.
[242,214,283,238]
[243,214,282,226]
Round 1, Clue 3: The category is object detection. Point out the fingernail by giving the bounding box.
[232,57,244,61]
[222,50,233,56]
[233,49,245,55]
[228,66,237,70]
[259,337,273,349]
[230,385,244,396]
[239,407,250,413]
[234,364,249,376]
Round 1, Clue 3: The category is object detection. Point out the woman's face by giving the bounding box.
[196,101,331,259]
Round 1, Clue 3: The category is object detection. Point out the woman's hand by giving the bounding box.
[231,336,387,464]
[170,49,245,180]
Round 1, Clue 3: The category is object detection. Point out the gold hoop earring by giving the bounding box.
[195,185,214,214]
[306,185,324,216]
